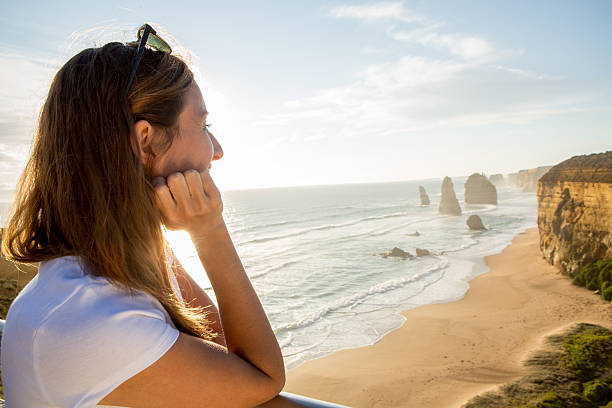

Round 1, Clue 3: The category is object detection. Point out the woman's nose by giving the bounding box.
[211,133,223,160]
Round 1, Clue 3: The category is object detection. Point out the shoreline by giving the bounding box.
[283,228,611,408]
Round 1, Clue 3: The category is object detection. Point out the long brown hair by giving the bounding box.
[2,41,215,340]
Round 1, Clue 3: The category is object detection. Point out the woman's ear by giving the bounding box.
[132,119,156,163]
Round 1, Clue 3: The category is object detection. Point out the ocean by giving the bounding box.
[0,177,537,370]
[162,177,538,370]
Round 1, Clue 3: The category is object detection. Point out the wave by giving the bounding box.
[462,204,498,215]
[231,219,297,234]
[274,259,448,333]
[249,260,300,280]
[333,215,435,242]
[196,258,301,289]
[278,332,294,349]
[233,205,418,238]
[281,324,334,358]
[236,220,360,246]
[235,210,433,246]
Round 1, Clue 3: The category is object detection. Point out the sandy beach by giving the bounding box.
[283,228,612,408]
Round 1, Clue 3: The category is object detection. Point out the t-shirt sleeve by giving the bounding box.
[33,284,180,408]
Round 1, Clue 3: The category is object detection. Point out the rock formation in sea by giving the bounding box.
[418,186,430,206]
[438,177,462,215]
[466,215,487,230]
[537,151,612,276]
[517,166,552,192]
[415,248,430,257]
[465,173,498,205]
[489,174,505,186]
[380,247,414,260]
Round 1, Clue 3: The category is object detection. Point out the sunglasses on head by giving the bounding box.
[125,24,172,93]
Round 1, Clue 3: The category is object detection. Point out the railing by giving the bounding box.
[258,392,349,407]
[0,319,349,407]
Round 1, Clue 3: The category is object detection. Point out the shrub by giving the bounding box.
[582,379,612,404]
[586,278,599,290]
[465,324,612,408]
[529,391,566,408]
[604,285,612,301]
[563,328,612,380]
[601,264,612,285]
[573,259,612,301]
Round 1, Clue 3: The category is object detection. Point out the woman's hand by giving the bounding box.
[153,169,225,238]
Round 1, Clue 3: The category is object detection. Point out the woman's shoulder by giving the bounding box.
[5,256,173,343]
[1,256,180,408]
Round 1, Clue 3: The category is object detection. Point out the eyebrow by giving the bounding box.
[200,110,209,119]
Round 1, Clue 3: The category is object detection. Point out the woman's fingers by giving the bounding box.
[166,172,192,209]
[153,177,177,211]
[184,170,206,206]
[152,170,224,234]
[199,170,221,203]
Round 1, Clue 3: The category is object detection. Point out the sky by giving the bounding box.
[1,0,611,191]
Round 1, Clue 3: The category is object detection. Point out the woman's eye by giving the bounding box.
[202,123,212,132]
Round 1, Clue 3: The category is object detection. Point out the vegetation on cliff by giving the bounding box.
[463,323,612,408]
[572,260,612,302]
[540,151,612,183]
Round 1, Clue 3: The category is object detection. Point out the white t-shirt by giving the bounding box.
[1,254,185,407]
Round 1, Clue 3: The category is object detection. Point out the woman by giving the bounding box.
[1,24,285,407]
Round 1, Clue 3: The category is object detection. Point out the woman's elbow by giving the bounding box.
[266,370,286,402]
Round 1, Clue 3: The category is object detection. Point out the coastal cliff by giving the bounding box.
[517,166,552,192]
[507,173,518,186]
[537,151,612,275]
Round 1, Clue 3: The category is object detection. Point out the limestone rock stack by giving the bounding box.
[518,166,552,192]
[537,151,612,276]
[439,177,462,215]
[465,173,498,205]
[418,186,430,206]
[467,215,487,230]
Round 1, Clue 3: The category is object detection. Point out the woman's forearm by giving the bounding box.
[153,170,284,385]
[191,222,285,383]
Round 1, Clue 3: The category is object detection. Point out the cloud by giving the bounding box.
[495,65,562,80]
[0,49,56,111]
[0,47,57,195]
[329,1,522,61]
[388,26,523,61]
[256,52,586,144]
[253,1,580,148]
[328,1,425,23]
[0,48,56,149]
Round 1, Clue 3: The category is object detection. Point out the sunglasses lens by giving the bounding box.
[148,35,172,53]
